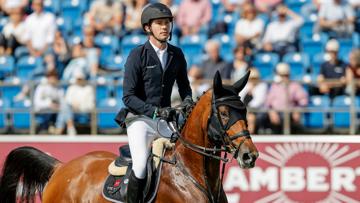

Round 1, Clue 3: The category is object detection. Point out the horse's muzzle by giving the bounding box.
[239,152,258,168]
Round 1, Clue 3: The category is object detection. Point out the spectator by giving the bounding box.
[0,8,26,55]
[187,66,210,98]
[301,0,325,18]
[190,39,227,80]
[221,0,246,13]
[23,0,56,57]
[52,30,71,77]
[317,0,355,38]
[317,39,347,99]
[54,71,95,135]
[239,68,267,134]
[345,49,360,95]
[254,0,282,14]
[0,0,28,14]
[82,26,100,78]
[124,0,147,34]
[86,0,124,36]
[160,0,179,18]
[33,70,64,133]
[62,43,88,82]
[263,63,308,134]
[221,42,252,81]
[176,0,212,37]
[262,4,304,57]
[234,3,265,49]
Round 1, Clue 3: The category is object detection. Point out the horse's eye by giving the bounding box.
[220,112,228,118]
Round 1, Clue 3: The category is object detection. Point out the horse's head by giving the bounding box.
[207,71,259,168]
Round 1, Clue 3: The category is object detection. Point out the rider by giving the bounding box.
[121,2,193,203]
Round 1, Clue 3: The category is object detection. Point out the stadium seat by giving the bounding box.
[96,84,110,105]
[300,33,327,57]
[44,0,61,14]
[303,95,330,128]
[0,55,15,78]
[283,52,310,80]
[0,98,9,131]
[331,96,360,128]
[179,34,207,57]
[61,0,83,23]
[16,56,43,81]
[11,99,31,130]
[103,54,125,71]
[253,53,279,80]
[97,97,124,131]
[0,84,21,101]
[211,33,234,62]
[121,34,147,57]
[94,34,120,63]
[114,84,123,99]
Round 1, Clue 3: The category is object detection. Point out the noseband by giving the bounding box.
[178,93,252,162]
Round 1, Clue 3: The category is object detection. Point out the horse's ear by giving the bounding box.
[213,71,223,97]
[233,70,250,93]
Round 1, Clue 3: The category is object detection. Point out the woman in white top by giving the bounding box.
[234,3,264,49]
[0,8,26,55]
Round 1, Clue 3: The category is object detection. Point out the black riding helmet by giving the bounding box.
[141,3,173,41]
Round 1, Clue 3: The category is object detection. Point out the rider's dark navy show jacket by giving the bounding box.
[122,41,192,118]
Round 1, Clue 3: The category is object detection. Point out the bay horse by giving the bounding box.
[0,71,258,203]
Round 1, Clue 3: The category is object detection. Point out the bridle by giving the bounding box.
[177,93,252,162]
[173,93,253,203]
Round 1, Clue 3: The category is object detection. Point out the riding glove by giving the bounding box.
[181,96,194,113]
[155,107,176,121]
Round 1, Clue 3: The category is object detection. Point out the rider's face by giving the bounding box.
[149,18,171,41]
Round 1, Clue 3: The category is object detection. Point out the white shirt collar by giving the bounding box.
[149,40,168,54]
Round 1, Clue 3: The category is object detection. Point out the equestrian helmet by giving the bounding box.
[141,3,173,31]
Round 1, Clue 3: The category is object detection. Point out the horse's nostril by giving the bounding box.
[242,153,251,163]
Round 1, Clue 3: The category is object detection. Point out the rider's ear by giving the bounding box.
[233,70,250,93]
[213,71,223,98]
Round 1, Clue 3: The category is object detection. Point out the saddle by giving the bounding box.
[102,138,174,203]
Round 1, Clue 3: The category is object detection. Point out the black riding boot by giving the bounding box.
[127,170,145,203]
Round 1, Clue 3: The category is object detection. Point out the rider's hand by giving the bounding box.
[181,96,194,113]
[156,107,176,121]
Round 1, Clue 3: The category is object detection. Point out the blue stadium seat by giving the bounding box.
[61,0,83,23]
[16,56,43,81]
[285,0,308,14]
[253,53,279,80]
[0,56,15,77]
[114,84,123,99]
[331,96,360,128]
[44,0,61,14]
[0,84,21,101]
[96,84,110,105]
[14,46,29,59]
[211,33,234,62]
[0,98,9,130]
[103,54,125,71]
[283,52,309,80]
[56,16,72,37]
[179,34,207,57]
[299,20,314,38]
[121,34,147,57]
[300,34,327,57]
[303,95,330,128]
[11,99,31,130]
[94,34,119,63]
[97,98,124,130]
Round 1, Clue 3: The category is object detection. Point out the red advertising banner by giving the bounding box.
[1,136,360,203]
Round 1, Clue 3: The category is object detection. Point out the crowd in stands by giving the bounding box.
[0,0,360,135]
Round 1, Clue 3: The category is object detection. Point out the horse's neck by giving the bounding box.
[176,92,221,188]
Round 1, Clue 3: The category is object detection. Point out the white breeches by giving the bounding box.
[127,117,173,179]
